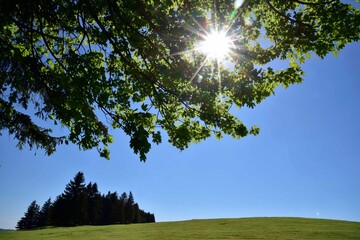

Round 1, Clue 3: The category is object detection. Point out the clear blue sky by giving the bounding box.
[1,40,359,229]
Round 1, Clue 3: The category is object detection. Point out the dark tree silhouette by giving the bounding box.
[118,192,128,223]
[38,198,52,227]
[51,195,68,226]
[125,191,135,224]
[86,182,103,225]
[17,172,155,228]
[62,172,88,225]
[102,191,122,224]
[133,203,141,223]
[16,201,40,230]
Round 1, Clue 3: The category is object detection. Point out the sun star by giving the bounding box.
[199,30,232,62]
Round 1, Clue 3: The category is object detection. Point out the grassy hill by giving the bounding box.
[0,217,359,240]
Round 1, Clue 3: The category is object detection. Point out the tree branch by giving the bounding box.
[9,17,61,40]
[264,0,312,27]
[291,0,336,5]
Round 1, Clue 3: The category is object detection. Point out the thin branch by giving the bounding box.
[264,0,312,27]
[39,18,68,73]
[10,17,61,40]
[291,0,336,5]
[105,0,175,71]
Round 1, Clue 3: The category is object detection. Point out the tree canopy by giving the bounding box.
[1,0,359,161]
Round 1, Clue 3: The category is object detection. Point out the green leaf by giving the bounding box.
[2,0,358,161]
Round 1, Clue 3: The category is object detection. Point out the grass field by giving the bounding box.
[1,217,359,240]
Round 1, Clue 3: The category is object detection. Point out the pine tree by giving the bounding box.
[38,198,52,227]
[133,203,142,223]
[86,182,103,225]
[125,192,135,223]
[102,191,121,224]
[51,195,68,226]
[16,172,156,227]
[63,172,86,200]
[118,192,128,224]
[16,200,40,230]
[61,172,88,225]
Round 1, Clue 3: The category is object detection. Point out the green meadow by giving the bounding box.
[1,217,359,240]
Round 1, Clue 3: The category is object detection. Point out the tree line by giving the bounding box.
[16,172,155,230]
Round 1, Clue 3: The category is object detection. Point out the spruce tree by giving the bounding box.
[118,192,128,224]
[16,200,40,230]
[51,195,68,226]
[125,192,135,223]
[133,203,141,223]
[102,191,121,224]
[61,172,88,225]
[38,198,52,227]
[16,172,156,227]
[86,182,103,225]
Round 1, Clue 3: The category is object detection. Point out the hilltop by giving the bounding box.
[0,217,359,240]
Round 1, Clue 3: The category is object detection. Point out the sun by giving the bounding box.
[198,30,232,62]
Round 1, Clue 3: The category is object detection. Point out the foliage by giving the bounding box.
[53,172,88,226]
[16,201,40,230]
[86,182,103,225]
[1,0,359,161]
[16,172,155,229]
[6,218,360,239]
[37,198,52,227]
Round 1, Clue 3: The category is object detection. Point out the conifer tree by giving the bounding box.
[51,195,67,226]
[125,192,135,223]
[16,172,156,227]
[133,203,141,223]
[60,172,88,225]
[38,198,52,227]
[102,191,121,224]
[118,192,128,223]
[16,200,40,230]
[86,182,103,225]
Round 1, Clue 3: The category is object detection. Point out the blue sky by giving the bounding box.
[1,40,360,229]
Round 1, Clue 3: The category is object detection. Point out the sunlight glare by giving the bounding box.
[235,0,245,9]
[199,30,232,62]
